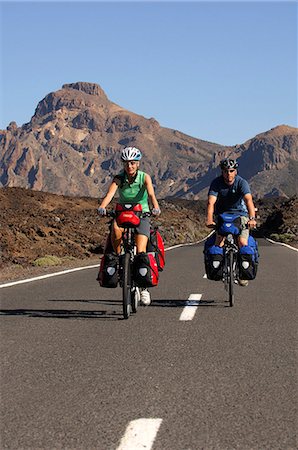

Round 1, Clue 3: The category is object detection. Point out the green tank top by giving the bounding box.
[117,170,149,213]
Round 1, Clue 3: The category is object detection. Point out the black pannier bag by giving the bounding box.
[134,252,159,287]
[238,236,259,280]
[97,253,118,288]
[204,245,224,281]
[204,235,224,281]
[146,227,165,272]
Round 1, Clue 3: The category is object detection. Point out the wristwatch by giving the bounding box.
[249,216,256,220]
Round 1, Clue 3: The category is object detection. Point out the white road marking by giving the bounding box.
[0,264,99,289]
[179,294,202,321]
[265,237,298,252]
[116,418,162,450]
[165,231,214,251]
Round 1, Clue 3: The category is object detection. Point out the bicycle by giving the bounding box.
[206,213,248,307]
[106,203,151,319]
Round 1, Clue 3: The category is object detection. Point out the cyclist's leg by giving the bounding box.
[238,217,249,247]
[111,220,124,254]
[135,217,150,253]
[238,217,249,286]
[215,233,225,247]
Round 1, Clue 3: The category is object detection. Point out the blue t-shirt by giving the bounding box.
[208,175,251,216]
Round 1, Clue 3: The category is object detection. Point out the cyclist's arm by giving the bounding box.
[144,174,160,211]
[99,180,119,209]
[206,194,217,227]
[243,193,257,228]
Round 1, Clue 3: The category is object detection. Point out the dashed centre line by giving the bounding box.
[179,294,202,321]
[116,418,163,450]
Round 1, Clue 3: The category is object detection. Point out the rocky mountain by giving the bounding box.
[0,81,297,199]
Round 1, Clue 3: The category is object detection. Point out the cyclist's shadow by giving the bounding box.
[152,299,229,308]
[0,299,124,320]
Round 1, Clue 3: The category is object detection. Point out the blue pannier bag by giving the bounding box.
[238,239,259,280]
[248,235,259,263]
[218,213,241,236]
[204,241,224,281]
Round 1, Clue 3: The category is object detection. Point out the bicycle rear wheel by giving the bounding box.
[228,252,235,307]
[122,252,132,319]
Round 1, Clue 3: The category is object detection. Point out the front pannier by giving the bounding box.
[238,238,259,280]
[218,213,241,236]
[97,253,118,288]
[204,240,224,281]
[115,203,142,228]
[146,227,165,271]
[134,252,159,287]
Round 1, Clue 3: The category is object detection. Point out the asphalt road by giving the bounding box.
[0,239,297,450]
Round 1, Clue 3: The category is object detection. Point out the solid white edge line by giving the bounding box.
[179,294,202,321]
[0,265,99,289]
[116,418,163,450]
[165,231,214,251]
[265,237,298,252]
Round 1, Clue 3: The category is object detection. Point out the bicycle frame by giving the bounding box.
[215,213,245,306]
[106,207,151,319]
[222,232,239,307]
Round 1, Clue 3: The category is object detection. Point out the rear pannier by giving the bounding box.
[97,253,118,288]
[134,252,159,287]
[238,237,259,280]
[115,203,142,228]
[204,245,224,280]
[146,227,165,271]
[204,235,224,281]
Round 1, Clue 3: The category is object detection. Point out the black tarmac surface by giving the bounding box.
[1,239,297,449]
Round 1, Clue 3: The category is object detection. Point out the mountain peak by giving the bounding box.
[62,82,108,99]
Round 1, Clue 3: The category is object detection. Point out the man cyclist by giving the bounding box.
[206,158,257,286]
[98,146,161,305]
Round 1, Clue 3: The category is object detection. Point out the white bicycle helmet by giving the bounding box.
[121,147,142,161]
[220,158,239,170]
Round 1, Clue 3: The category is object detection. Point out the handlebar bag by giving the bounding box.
[204,244,224,281]
[97,253,118,288]
[218,213,241,236]
[134,252,159,287]
[146,226,165,271]
[238,241,259,280]
[115,203,142,228]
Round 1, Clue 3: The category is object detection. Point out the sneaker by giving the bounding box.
[140,288,151,306]
[238,279,249,287]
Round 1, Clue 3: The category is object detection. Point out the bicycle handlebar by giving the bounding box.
[103,210,153,219]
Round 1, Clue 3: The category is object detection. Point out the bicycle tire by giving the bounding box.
[131,287,140,314]
[122,252,132,319]
[228,251,235,307]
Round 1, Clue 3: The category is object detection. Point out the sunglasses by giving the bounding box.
[123,161,137,166]
[223,169,236,173]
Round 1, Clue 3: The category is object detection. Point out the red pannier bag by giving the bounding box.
[115,203,142,228]
[134,252,159,287]
[147,226,165,271]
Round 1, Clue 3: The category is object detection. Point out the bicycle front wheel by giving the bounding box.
[122,252,132,319]
[228,252,235,307]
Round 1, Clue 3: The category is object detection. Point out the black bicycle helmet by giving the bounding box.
[220,158,239,170]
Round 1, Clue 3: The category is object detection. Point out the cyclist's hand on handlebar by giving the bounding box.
[248,218,257,229]
[98,207,107,217]
[152,208,161,216]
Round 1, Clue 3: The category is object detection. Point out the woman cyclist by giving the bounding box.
[98,146,161,305]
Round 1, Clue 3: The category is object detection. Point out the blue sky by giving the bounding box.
[0,1,297,145]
